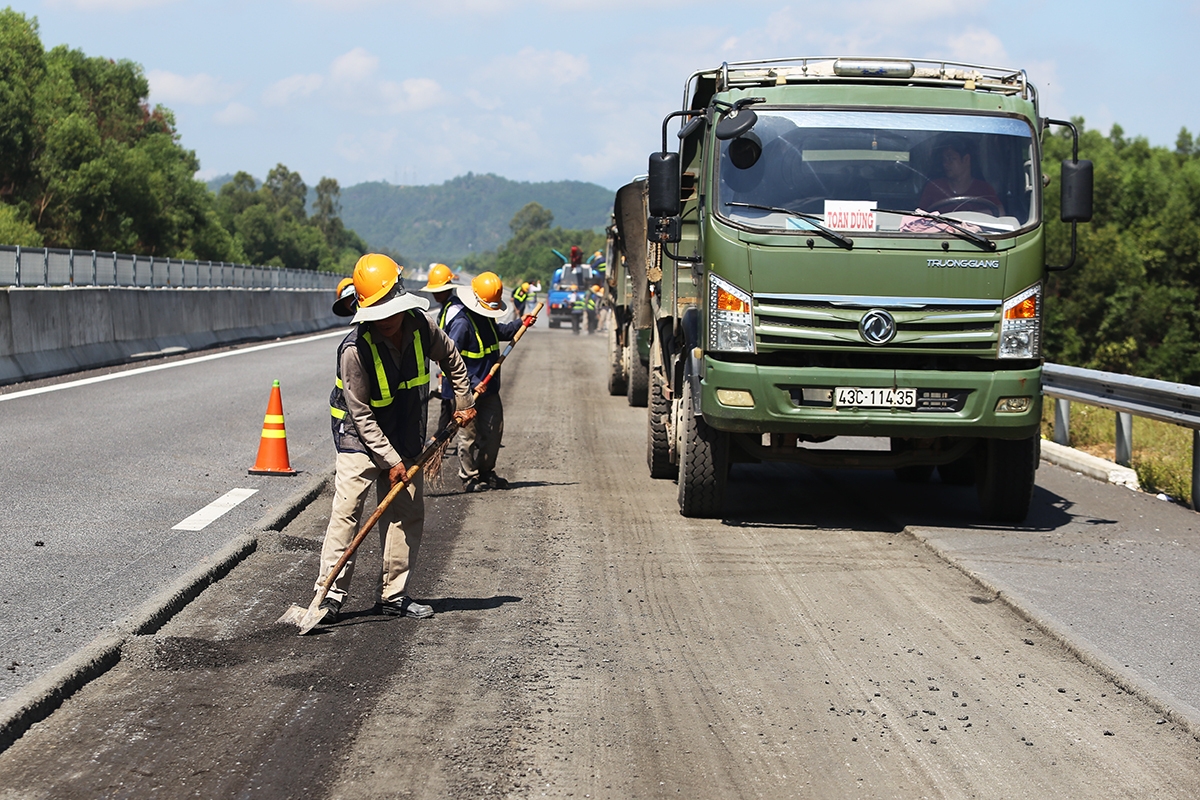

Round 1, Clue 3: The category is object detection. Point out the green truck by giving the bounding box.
[635,57,1093,520]
[605,187,652,407]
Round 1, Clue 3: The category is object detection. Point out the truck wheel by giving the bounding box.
[976,436,1038,522]
[607,326,627,396]
[626,344,649,407]
[677,379,728,518]
[938,454,976,486]
[894,465,934,483]
[646,362,676,479]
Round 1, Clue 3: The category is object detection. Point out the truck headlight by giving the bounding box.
[708,273,755,353]
[999,282,1041,359]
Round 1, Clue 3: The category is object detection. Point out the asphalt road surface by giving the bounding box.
[0,329,351,703]
[2,324,1200,798]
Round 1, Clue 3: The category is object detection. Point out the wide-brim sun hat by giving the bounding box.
[455,283,506,318]
[332,280,357,317]
[352,284,430,323]
[421,271,459,293]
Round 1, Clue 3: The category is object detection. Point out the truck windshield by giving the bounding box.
[717,110,1037,236]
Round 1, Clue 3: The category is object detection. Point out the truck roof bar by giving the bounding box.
[686,56,1033,105]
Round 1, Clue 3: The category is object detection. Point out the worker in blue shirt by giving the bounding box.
[440,272,535,492]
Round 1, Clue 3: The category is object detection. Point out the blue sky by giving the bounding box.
[16,0,1200,191]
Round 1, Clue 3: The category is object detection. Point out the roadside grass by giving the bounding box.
[1041,400,1195,506]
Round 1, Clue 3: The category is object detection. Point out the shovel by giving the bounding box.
[278,302,543,635]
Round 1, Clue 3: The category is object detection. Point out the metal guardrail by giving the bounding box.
[0,245,340,290]
[1042,362,1200,505]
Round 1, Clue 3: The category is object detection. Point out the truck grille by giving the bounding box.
[755,294,1001,354]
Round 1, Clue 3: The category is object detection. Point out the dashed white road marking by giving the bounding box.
[172,488,259,531]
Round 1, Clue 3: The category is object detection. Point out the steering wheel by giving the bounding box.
[928,195,1001,216]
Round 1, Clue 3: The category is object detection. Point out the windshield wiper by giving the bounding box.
[876,208,996,251]
[725,202,854,250]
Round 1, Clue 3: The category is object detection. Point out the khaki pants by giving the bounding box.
[316,450,424,604]
[457,390,504,480]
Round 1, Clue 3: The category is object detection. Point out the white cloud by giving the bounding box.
[944,27,1009,66]
[147,70,239,106]
[263,74,324,107]
[381,78,444,113]
[487,47,589,87]
[331,47,380,83]
[214,103,256,126]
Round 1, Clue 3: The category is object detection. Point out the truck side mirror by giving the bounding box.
[1061,159,1093,223]
[715,109,757,141]
[1044,118,1092,272]
[648,152,681,217]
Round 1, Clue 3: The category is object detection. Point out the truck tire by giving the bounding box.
[626,344,649,407]
[646,363,676,479]
[607,326,627,396]
[677,380,729,518]
[976,436,1038,522]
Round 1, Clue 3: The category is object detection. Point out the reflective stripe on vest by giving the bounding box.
[513,286,528,302]
[361,328,428,406]
[328,315,429,419]
[460,314,500,360]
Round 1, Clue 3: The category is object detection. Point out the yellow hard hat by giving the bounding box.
[473,272,504,308]
[333,276,357,317]
[352,254,401,308]
[421,263,458,293]
[591,284,601,294]
[455,271,507,318]
[521,281,530,291]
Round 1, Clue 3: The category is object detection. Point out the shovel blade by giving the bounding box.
[276,604,308,627]
[278,594,326,635]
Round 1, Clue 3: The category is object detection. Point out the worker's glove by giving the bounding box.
[453,407,477,427]
[388,462,410,487]
[522,314,537,327]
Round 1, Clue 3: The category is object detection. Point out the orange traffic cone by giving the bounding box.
[249,380,298,476]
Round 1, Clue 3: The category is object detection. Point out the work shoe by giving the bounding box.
[317,597,342,625]
[483,473,509,490]
[463,477,490,493]
[377,596,434,619]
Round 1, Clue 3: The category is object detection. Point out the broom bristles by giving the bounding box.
[423,434,451,486]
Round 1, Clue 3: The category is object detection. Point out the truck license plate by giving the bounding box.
[835,387,917,409]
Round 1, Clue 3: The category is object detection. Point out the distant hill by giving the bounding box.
[204,172,613,267]
[339,173,613,266]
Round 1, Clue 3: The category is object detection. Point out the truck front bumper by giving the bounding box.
[700,358,1041,441]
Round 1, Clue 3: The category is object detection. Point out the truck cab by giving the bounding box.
[639,57,1092,520]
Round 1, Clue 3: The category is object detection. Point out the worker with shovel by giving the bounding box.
[319,254,476,624]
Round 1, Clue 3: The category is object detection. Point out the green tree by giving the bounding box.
[1043,119,1200,383]
[0,10,238,259]
[213,166,368,271]
[488,203,604,288]
[509,201,554,235]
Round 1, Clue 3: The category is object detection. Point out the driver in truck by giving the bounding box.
[917,137,1004,216]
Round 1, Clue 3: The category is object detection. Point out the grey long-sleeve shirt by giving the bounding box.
[340,312,473,469]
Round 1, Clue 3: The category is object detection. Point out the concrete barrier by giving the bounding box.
[0,286,342,385]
